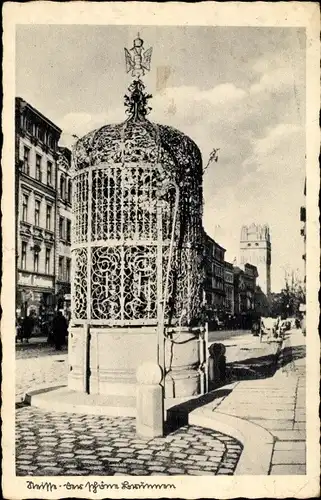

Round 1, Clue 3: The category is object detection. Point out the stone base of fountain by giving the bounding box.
[68,325,203,399]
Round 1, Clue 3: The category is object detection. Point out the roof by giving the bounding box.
[16,97,62,134]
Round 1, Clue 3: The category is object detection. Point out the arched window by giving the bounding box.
[67,179,72,203]
[60,174,65,199]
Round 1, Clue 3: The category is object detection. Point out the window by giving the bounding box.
[33,250,39,273]
[37,125,44,142]
[45,248,51,274]
[60,175,65,199]
[58,256,64,280]
[21,241,27,269]
[66,258,71,282]
[67,180,72,203]
[47,161,52,186]
[26,119,33,134]
[66,219,71,242]
[23,146,30,174]
[59,217,64,239]
[22,194,28,222]
[36,154,42,181]
[46,205,52,230]
[34,199,41,226]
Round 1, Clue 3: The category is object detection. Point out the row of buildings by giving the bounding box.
[15,97,271,323]
[15,98,72,320]
[203,230,270,323]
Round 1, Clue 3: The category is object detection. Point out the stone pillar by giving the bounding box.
[208,343,226,389]
[136,362,164,438]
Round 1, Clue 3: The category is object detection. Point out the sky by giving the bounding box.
[16,25,306,291]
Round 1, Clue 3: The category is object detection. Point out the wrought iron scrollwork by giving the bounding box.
[72,248,88,319]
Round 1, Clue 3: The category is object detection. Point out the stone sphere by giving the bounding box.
[136,362,163,385]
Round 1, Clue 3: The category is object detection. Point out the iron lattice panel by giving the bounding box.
[73,172,88,244]
[91,165,158,242]
[71,117,204,326]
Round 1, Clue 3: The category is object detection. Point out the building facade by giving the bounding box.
[56,147,72,315]
[224,261,234,314]
[15,97,71,320]
[203,232,226,316]
[233,263,258,317]
[240,223,271,296]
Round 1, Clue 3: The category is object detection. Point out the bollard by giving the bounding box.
[208,343,226,389]
[136,362,164,438]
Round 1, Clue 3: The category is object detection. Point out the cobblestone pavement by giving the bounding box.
[16,346,243,476]
[16,407,243,476]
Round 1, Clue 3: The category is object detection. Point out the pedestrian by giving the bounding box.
[16,317,23,342]
[52,310,68,350]
[251,319,260,336]
[21,312,35,343]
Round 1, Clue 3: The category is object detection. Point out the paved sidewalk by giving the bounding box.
[201,329,306,475]
[16,337,67,360]
[16,354,68,401]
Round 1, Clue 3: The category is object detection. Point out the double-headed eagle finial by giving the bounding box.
[124,34,153,79]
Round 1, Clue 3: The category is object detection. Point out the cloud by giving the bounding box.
[251,67,299,94]
[58,74,305,291]
[208,121,305,290]
[244,123,303,171]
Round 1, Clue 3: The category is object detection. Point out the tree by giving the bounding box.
[271,270,305,318]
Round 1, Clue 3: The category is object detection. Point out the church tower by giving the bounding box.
[240,223,271,296]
